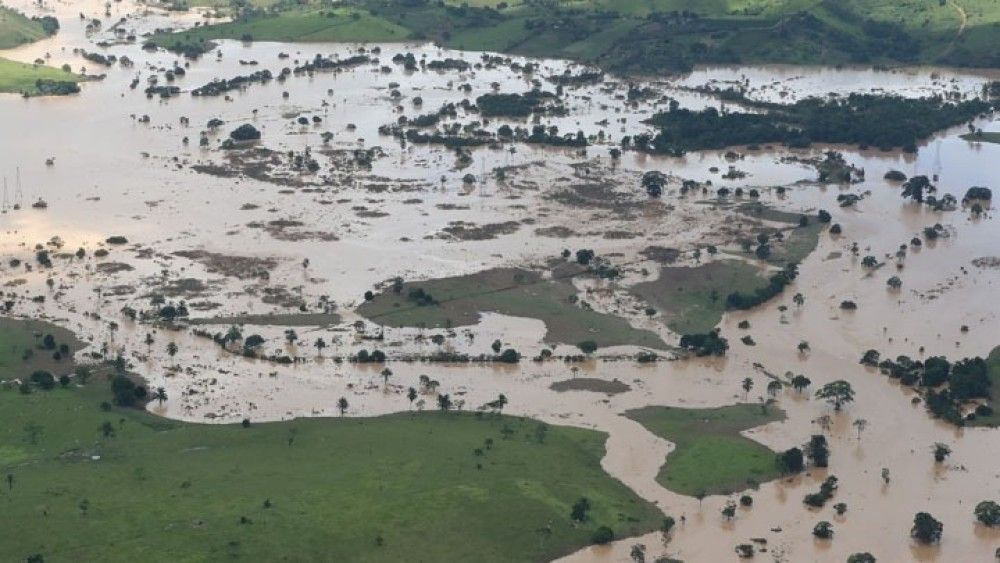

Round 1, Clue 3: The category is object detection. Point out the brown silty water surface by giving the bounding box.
[1,1,999,561]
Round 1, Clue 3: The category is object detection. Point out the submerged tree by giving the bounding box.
[815,380,855,411]
[911,512,943,544]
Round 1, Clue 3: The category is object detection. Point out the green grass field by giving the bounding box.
[0,6,47,49]
[357,268,668,350]
[0,6,80,95]
[153,0,1000,71]
[631,260,770,335]
[626,404,786,496]
[0,57,81,95]
[0,318,661,561]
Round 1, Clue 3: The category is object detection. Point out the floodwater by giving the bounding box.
[1,0,999,561]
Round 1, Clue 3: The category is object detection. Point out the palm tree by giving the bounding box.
[153,387,167,406]
[314,337,327,357]
[166,342,178,357]
[741,377,754,401]
[497,393,507,413]
[337,397,348,416]
[407,387,417,407]
[380,368,392,388]
[793,293,804,307]
[852,418,868,441]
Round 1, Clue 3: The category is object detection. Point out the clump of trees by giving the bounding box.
[678,330,729,357]
[861,349,993,425]
[229,124,261,142]
[636,95,994,154]
[803,475,838,508]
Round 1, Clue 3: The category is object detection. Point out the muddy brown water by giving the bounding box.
[2,1,1000,561]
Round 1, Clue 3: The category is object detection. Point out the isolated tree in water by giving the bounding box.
[815,380,855,411]
[741,377,754,401]
[974,500,1000,527]
[166,342,178,357]
[313,337,327,357]
[337,397,348,416]
[790,374,811,393]
[911,512,943,544]
[852,418,868,441]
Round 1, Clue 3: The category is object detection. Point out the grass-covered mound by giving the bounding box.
[357,267,667,350]
[151,0,1000,71]
[626,404,785,497]
[0,319,660,562]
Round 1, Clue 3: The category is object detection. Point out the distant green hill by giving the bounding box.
[0,6,77,95]
[152,0,1000,71]
[0,5,52,49]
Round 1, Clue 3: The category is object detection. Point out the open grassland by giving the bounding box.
[154,0,1000,71]
[0,6,78,95]
[0,57,81,95]
[632,260,770,335]
[626,404,786,496]
[0,319,661,562]
[0,6,47,49]
[357,267,668,350]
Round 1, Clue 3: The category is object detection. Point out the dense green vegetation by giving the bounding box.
[626,404,785,496]
[357,268,667,350]
[860,345,998,426]
[637,95,995,153]
[0,319,660,562]
[152,0,1000,71]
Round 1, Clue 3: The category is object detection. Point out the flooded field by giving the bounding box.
[1,0,999,561]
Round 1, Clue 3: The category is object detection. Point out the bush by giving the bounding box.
[229,124,261,142]
[974,500,1000,527]
[590,525,614,545]
[497,349,520,363]
[911,512,943,543]
[812,521,833,539]
[30,371,56,390]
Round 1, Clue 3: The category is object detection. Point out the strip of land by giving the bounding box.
[626,404,786,497]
